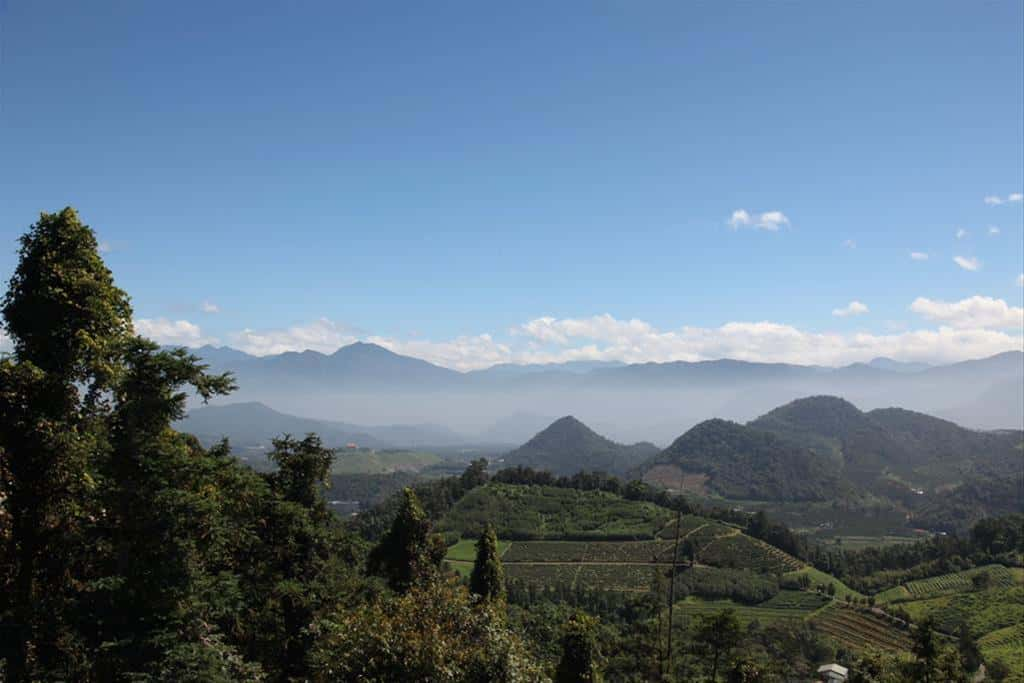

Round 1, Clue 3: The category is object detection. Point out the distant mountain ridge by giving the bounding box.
[177,401,467,452]
[503,416,659,476]
[176,342,1023,437]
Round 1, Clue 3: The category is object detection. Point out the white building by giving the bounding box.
[817,663,849,682]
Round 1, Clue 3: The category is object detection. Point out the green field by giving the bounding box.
[758,590,830,610]
[810,604,914,654]
[876,564,1023,604]
[671,595,817,627]
[782,566,864,601]
[503,540,673,563]
[330,448,441,475]
[445,538,510,562]
[439,483,673,540]
[698,534,803,574]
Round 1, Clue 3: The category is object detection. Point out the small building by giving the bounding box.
[817,663,849,682]
[345,442,358,450]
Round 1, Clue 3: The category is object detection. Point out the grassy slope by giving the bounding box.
[438,483,673,540]
[782,566,864,600]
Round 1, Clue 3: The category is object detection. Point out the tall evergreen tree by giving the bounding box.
[470,523,505,602]
[367,488,445,593]
[555,613,602,683]
[0,208,132,681]
[912,616,941,683]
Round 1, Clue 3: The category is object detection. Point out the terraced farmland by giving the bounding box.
[656,515,735,541]
[900,586,1024,638]
[758,590,830,611]
[576,564,659,592]
[811,604,913,654]
[877,564,1023,604]
[505,563,581,588]
[671,597,814,627]
[502,540,673,563]
[699,534,803,573]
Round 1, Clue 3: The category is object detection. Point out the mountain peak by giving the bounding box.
[504,416,657,476]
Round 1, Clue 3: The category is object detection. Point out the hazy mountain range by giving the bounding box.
[180,342,1023,445]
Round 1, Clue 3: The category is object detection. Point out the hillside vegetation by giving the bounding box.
[503,416,658,476]
[641,418,842,501]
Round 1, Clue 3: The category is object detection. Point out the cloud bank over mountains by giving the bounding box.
[129,295,1024,372]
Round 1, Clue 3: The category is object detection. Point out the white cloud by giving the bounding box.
[842,239,857,249]
[215,309,1024,370]
[728,209,790,231]
[0,329,10,353]
[985,193,1023,206]
[230,318,359,356]
[728,209,752,229]
[910,252,929,261]
[910,296,1024,330]
[832,301,869,317]
[953,256,981,271]
[1017,273,1024,287]
[988,226,1000,236]
[955,228,968,239]
[510,313,1021,367]
[98,242,112,254]
[368,334,513,372]
[134,318,218,347]
[201,301,221,314]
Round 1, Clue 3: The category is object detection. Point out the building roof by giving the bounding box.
[817,663,849,676]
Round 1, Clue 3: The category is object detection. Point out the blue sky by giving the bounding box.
[1,1,1022,369]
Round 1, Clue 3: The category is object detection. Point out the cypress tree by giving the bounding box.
[367,488,445,592]
[469,523,505,601]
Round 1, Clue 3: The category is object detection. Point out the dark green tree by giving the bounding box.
[367,487,445,592]
[469,522,505,601]
[245,433,358,680]
[911,617,941,683]
[956,622,982,674]
[555,613,602,683]
[0,208,133,681]
[90,340,237,677]
[268,434,333,511]
[693,608,742,682]
[459,457,489,490]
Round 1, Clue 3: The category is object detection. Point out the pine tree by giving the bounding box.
[469,523,505,601]
[555,613,602,683]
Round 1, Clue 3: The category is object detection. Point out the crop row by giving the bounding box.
[699,534,799,574]
[758,590,829,611]
[503,540,673,564]
[811,606,913,653]
[903,565,1020,598]
[504,562,659,592]
[671,599,809,627]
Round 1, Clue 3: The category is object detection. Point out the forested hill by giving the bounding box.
[502,416,659,476]
[638,418,843,501]
[749,396,1023,485]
